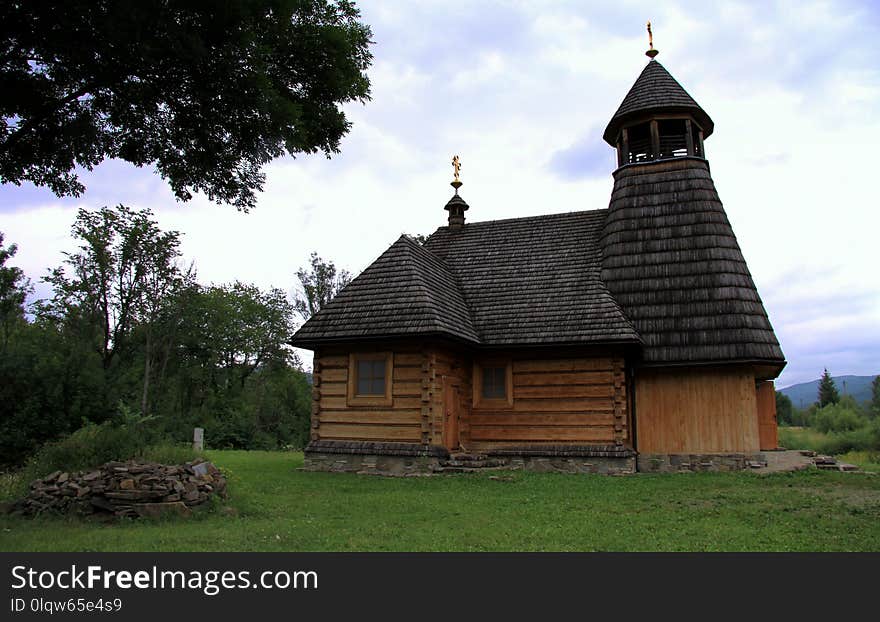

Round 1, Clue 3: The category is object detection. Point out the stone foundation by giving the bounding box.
[637,453,764,473]
[507,455,635,475]
[304,452,444,476]
[304,441,637,475]
[303,441,447,476]
[488,445,636,475]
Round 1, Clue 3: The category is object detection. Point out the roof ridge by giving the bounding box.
[398,235,482,342]
[426,209,609,237]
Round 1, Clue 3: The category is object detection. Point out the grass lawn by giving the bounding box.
[2,450,880,552]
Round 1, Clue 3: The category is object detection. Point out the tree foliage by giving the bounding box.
[0,0,373,210]
[294,252,351,320]
[871,376,880,419]
[41,205,184,371]
[775,391,793,426]
[817,368,840,407]
[0,232,32,351]
[1,213,314,467]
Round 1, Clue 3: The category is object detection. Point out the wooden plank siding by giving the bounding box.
[314,350,425,443]
[635,367,760,454]
[468,357,627,449]
[756,380,778,451]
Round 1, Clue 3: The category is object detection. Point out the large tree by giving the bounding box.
[178,282,298,388]
[0,0,372,210]
[817,368,840,407]
[0,231,32,352]
[41,204,183,375]
[294,252,351,320]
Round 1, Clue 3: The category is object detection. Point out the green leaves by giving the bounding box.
[294,251,351,320]
[0,1,373,209]
[41,205,184,370]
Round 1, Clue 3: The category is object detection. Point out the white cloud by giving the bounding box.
[1,0,878,387]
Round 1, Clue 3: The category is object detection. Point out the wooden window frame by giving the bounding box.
[347,352,393,407]
[473,359,513,409]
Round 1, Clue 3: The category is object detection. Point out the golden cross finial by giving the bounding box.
[451,155,461,182]
[646,21,659,59]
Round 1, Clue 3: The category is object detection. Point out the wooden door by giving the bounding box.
[443,377,460,451]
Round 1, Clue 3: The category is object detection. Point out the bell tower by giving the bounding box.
[600,31,784,375]
[602,30,714,167]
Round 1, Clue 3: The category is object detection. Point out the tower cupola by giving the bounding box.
[603,55,714,167]
[444,155,468,230]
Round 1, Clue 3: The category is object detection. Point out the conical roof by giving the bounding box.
[603,60,714,145]
[600,158,785,375]
[291,235,479,347]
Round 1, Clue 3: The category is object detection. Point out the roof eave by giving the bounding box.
[602,106,715,146]
[288,330,481,351]
[635,358,787,380]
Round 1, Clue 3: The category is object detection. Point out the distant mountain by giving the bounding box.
[779,375,877,409]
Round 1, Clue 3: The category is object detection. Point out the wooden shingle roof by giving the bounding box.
[291,235,479,347]
[292,212,641,349]
[424,211,641,346]
[603,60,714,144]
[600,157,785,369]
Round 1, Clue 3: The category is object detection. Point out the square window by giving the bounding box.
[357,359,386,395]
[474,360,512,407]
[347,353,393,406]
[481,366,507,399]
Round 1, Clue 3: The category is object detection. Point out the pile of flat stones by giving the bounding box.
[11,459,227,519]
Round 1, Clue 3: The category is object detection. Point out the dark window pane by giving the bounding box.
[357,358,385,395]
[481,366,506,399]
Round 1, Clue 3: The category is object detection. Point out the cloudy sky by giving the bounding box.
[2,0,878,388]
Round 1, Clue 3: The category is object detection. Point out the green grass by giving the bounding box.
[2,450,880,552]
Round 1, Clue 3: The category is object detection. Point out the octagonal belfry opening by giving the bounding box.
[603,59,714,167]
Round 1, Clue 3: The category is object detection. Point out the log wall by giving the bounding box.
[312,349,425,443]
[468,357,627,450]
[635,367,760,454]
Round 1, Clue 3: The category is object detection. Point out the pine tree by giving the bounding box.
[817,368,840,407]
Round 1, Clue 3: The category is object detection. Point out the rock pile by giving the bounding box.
[12,459,227,519]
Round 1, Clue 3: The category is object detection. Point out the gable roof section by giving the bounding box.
[291,235,479,347]
[600,158,785,368]
[603,60,714,144]
[424,211,641,346]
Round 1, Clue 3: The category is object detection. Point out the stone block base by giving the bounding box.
[303,451,443,476]
[507,455,636,475]
[637,453,764,473]
[304,441,637,476]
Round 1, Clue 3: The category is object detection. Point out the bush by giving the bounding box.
[6,415,201,500]
[780,419,880,457]
[26,421,151,478]
[140,442,202,465]
[812,403,866,434]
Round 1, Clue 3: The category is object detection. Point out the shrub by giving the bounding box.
[812,403,866,434]
[26,421,150,478]
[140,442,202,465]
[7,414,200,499]
[781,419,880,457]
